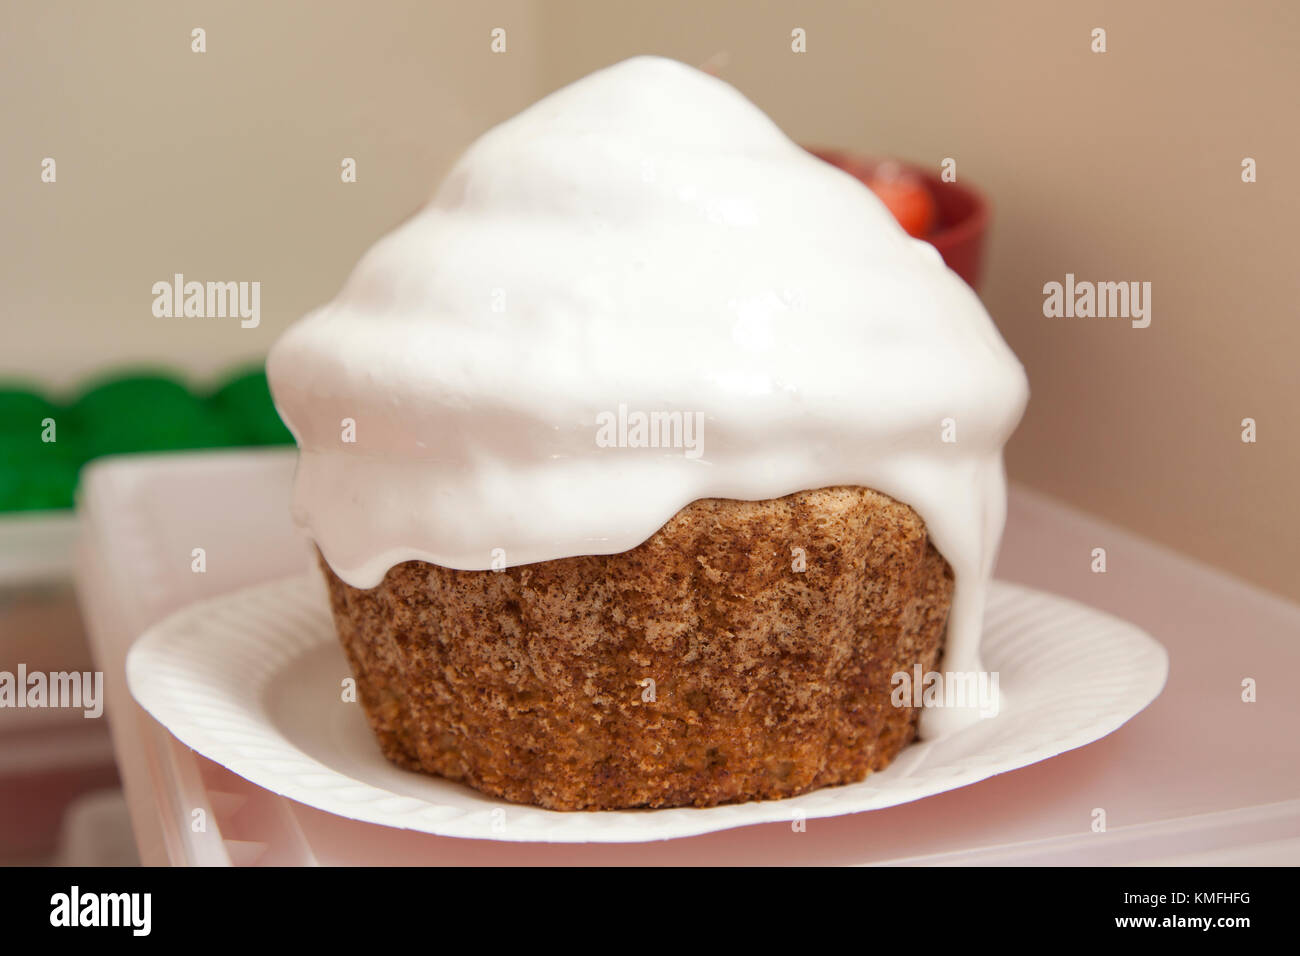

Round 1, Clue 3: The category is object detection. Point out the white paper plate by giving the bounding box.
[126,574,1167,843]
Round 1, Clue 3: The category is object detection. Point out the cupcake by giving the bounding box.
[268,56,1028,810]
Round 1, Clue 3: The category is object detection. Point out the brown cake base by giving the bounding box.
[319,486,954,811]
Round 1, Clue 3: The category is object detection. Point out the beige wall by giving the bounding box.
[1,0,542,387]
[3,1,1297,600]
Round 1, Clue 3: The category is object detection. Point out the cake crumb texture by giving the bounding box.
[320,486,954,810]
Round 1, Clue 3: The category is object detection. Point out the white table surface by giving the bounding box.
[73,448,1300,865]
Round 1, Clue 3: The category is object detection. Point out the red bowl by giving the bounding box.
[806,148,990,291]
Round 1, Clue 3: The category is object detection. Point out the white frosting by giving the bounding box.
[268,56,1029,738]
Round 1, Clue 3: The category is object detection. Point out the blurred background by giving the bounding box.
[1,1,1297,862]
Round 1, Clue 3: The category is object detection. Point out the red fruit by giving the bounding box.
[866,162,937,238]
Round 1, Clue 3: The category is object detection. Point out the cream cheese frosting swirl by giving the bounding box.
[268,55,1029,738]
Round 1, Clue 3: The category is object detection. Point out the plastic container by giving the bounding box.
[0,512,119,863]
[75,450,1300,865]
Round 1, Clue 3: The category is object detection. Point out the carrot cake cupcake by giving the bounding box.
[267,56,1029,810]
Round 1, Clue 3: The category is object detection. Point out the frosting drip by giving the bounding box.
[268,56,1029,738]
